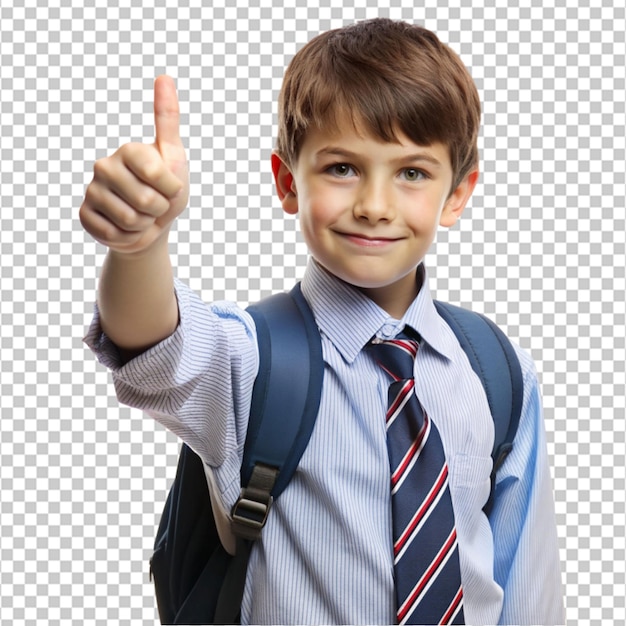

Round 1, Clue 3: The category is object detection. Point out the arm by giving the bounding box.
[97,239,177,360]
[489,348,565,625]
[79,75,189,356]
[84,278,260,506]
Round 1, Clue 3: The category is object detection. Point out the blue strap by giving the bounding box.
[433,301,524,514]
[242,290,521,517]
[243,284,324,497]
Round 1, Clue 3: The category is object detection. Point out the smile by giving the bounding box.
[338,232,402,247]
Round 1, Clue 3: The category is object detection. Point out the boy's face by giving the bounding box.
[273,119,478,317]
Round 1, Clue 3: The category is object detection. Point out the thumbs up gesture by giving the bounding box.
[80,76,189,254]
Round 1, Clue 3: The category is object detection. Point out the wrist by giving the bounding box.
[108,229,171,263]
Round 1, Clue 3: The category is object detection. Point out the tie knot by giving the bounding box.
[368,334,419,381]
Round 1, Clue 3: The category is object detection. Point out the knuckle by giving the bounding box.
[92,157,111,179]
[138,159,162,182]
[78,203,92,231]
[98,222,118,244]
[79,209,113,245]
[118,142,141,158]
[116,209,138,230]
[119,208,151,232]
[83,181,102,205]
[134,188,158,212]
[119,142,150,170]
[121,143,162,180]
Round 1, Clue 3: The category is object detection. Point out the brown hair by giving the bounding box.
[276,18,481,191]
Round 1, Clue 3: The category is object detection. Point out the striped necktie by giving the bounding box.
[368,332,465,625]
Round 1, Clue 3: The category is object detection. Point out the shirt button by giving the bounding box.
[381,323,396,338]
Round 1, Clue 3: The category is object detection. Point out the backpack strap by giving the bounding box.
[231,283,324,540]
[433,301,524,515]
[211,284,324,624]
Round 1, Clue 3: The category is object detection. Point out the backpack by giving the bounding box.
[149,284,524,624]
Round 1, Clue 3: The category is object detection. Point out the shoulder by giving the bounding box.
[507,337,541,396]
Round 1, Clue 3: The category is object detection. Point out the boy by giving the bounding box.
[81,18,564,625]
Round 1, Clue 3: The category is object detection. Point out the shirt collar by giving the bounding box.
[300,259,457,363]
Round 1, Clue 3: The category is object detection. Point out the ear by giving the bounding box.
[439,169,479,228]
[271,152,298,215]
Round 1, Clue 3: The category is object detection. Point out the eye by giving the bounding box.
[327,163,355,178]
[402,168,427,182]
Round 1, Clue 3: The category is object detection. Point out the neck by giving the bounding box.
[358,268,423,319]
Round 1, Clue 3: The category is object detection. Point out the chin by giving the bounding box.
[335,269,412,291]
[313,257,420,290]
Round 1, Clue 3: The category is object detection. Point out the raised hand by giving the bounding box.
[80,75,189,254]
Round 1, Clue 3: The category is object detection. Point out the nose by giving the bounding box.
[352,177,396,223]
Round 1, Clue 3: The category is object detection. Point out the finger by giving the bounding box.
[84,182,158,233]
[79,200,150,251]
[154,75,183,151]
[93,156,171,218]
[118,144,183,200]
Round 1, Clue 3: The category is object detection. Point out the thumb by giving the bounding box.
[154,75,183,152]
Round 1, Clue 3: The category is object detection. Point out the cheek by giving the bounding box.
[298,187,342,227]
[295,198,322,249]
[296,191,342,258]
[404,193,446,232]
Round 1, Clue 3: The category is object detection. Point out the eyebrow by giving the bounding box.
[315,146,444,168]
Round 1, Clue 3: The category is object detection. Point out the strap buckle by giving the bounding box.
[231,463,278,541]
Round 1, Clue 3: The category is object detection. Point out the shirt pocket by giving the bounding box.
[449,453,492,513]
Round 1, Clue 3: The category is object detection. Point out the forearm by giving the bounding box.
[98,235,178,354]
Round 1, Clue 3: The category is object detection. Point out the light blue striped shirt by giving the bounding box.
[85,259,564,624]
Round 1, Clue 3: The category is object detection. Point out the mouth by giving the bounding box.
[337,232,403,247]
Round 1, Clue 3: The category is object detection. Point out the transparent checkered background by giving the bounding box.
[1,0,624,623]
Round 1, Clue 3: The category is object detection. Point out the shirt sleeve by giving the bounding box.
[83,278,259,502]
[489,344,565,625]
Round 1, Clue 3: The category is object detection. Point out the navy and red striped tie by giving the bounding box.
[369,332,465,625]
